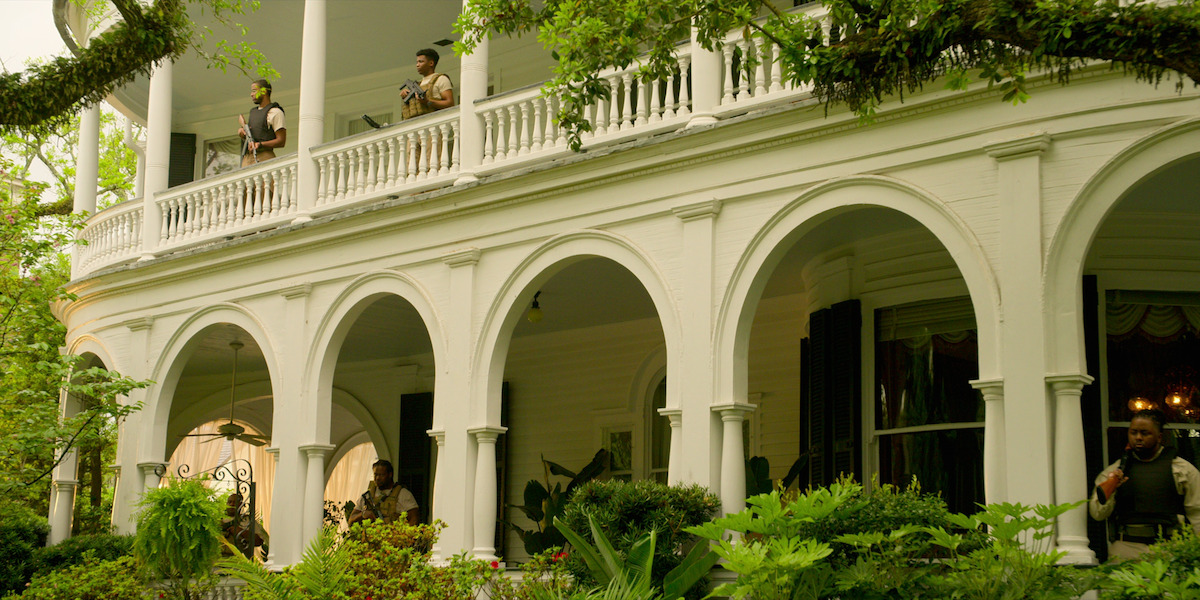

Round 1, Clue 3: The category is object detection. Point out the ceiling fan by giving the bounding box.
[181,340,270,447]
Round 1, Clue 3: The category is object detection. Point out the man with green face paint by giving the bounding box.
[238,79,287,167]
[1090,409,1200,561]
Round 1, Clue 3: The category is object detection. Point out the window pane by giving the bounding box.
[875,330,982,430]
[651,380,670,471]
[878,429,983,514]
[204,136,242,178]
[609,431,632,471]
[1105,302,1200,424]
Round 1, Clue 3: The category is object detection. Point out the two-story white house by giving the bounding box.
[48,0,1200,567]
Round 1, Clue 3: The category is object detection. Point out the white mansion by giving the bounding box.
[48,0,1200,567]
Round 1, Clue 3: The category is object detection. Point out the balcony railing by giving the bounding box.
[73,8,826,279]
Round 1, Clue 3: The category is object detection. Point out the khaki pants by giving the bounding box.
[1107,540,1152,562]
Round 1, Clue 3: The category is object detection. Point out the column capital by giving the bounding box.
[468,426,507,442]
[970,377,1005,398]
[299,444,336,458]
[123,317,155,332]
[280,283,313,299]
[137,461,169,476]
[265,447,281,462]
[53,480,79,491]
[427,428,447,444]
[1046,373,1094,392]
[672,199,722,222]
[711,402,756,421]
[443,248,481,268]
[657,407,683,424]
[984,132,1051,161]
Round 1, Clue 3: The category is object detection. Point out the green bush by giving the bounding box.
[0,501,50,597]
[29,533,134,579]
[1101,529,1200,599]
[17,555,142,600]
[135,479,224,600]
[559,480,719,599]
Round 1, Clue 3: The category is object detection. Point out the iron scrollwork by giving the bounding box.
[154,459,261,559]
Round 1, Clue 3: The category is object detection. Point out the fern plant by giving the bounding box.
[217,526,350,600]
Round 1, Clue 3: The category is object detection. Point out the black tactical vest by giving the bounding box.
[248,102,283,143]
[1116,449,1185,527]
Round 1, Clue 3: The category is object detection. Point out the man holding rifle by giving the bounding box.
[348,459,419,526]
[400,49,454,120]
[238,79,287,167]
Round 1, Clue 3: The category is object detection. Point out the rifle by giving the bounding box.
[238,114,258,164]
[399,79,426,104]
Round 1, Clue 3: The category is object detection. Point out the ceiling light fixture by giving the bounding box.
[527,291,543,323]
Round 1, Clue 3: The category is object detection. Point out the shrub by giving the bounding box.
[17,555,142,600]
[0,501,50,596]
[29,533,134,579]
[559,480,719,599]
[489,548,574,600]
[134,479,224,600]
[1101,529,1200,599]
[341,518,492,600]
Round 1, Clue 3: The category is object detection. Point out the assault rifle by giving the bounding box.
[399,79,426,104]
[238,114,258,164]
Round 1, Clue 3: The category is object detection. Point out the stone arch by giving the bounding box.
[472,230,683,428]
[306,270,446,442]
[1045,118,1200,374]
[714,175,1001,407]
[140,304,281,464]
[328,386,391,481]
[66,335,121,375]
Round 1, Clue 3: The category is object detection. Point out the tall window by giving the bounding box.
[649,379,670,483]
[874,297,984,514]
[204,135,241,178]
[1104,291,1200,464]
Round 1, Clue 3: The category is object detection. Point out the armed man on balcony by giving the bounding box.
[239,79,288,166]
[399,49,455,119]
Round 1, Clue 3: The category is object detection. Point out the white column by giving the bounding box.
[1048,374,1097,564]
[270,284,312,566]
[294,0,327,222]
[123,120,145,200]
[687,26,722,128]
[434,249,482,555]
[48,480,78,545]
[985,133,1054,508]
[300,444,334,548]
[74,104,101,215]
[672,200,722,489]
[140,60,173,260]
[659,408,683,484]
[713,403,755,517]
[970,378,1007,505]
[139,461,168,491]
[470,426,506,559]
[427,428,447,560]
[457,0,489,183]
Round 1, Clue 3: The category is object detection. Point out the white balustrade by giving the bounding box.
[155,159,298,250]
[75,200,143,274]
[311,110,459,208]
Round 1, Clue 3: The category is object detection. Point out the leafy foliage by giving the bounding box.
[489,548,575,600]
[16,555,143,600]
[29,533,134,580]
[218,526,351,600]
[134,478,224,600]
[0,500,50,597]
[505,449,610,555]
[559,480,719,600]
[1100,529,1200,599]
[457,0,1200,149]
[339,518,494,600]
[0,0,277,137]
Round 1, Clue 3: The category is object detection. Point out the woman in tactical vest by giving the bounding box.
[238,79,287,167]
[1090,409,1200,561]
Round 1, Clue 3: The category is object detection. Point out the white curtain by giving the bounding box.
[1108,303,1200,339]
[166,421,274,531]
[324,443,377,513]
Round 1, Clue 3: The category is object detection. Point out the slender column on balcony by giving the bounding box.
[295,0,327,222]
[458,0,490,183]
[659,408,683,484]
[74,105,100,215]
[971,378,1007,505]
[713,403,755,517]
[427,428,447,560]
[140,60,173,260]
[123,120,145,200]
[470,426,506,559]
[688,26,722,127]
[300,444,335,549]
[1048,374,1097,564]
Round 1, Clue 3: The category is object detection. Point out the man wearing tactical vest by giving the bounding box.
[1090,409,1200,561]
[238,79,287,167]
[400,49,455,120]
[347,459,420,526]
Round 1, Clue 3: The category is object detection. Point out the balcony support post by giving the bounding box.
[687,25,722,127]
[140,60,173,260]
[295,0,327,223]
[458,0,490,183]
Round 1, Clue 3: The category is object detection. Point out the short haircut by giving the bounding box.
[373,459,394,476]
[252,79,272,94]
[416,48,439,66]
[1132,408,1168,432]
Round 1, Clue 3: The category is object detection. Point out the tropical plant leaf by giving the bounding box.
[555,515,614,587]
[662,540,718,600]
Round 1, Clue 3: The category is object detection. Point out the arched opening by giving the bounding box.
[736,202,988,514]
[499,256,666,561]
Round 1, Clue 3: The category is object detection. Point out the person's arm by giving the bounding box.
[421,76,454,110]
[1174,458,1200,535]
[1090,462,1122,521]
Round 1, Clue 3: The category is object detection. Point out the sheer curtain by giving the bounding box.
[324,443,377,513]
[166,421,274,530]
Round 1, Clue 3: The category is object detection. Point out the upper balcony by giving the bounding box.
[63,0,827,279]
